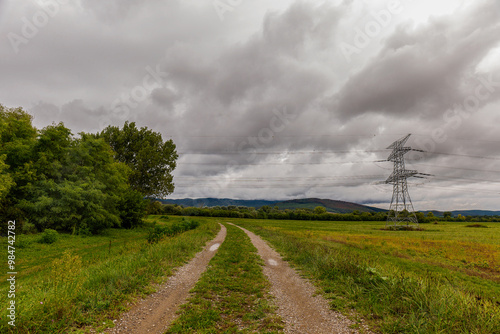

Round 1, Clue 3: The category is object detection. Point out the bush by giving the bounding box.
[76,223,92,237]
[118,189,147,229]
[147,218,199,244]
[22,222,37,234]
[38,229,59,244]
[465,224,488,228]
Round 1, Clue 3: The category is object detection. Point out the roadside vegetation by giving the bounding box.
[147,217,200,243]
[232,218,500,333]
[0,217,218,333]
[167,223,284,334]
[0,104,178,235]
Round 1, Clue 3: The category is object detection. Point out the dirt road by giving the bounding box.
[104,223,370,333]
[105,224,227,334]
[232,224,364,334]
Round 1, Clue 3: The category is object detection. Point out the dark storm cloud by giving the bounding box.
[1,0,499,208]
[155,2,345,157]
[333,0,500,120]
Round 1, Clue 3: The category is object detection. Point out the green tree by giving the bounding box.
[117,189,147,229]
[0,105,38,228]
[98,122,178,198]
[415,212,429,224]
[20,126,131,233]
[0,155,13,200]
[314,206,327,214]
[146,200,164,215]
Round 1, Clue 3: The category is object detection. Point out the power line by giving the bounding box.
[176,149,500,162]
[410,163,500,174]
[178,161,380,165]
[415,184,500,195]
[169,133,500,144]
[175,175,384,181]
[418,150,500,161]
[178,150,385,155]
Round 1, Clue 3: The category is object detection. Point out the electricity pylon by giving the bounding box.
[385,134,419,227]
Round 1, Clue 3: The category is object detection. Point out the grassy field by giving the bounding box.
[226,218,500,333]
[167,223,283,333]
[0,217,219,333]
[3,216,499,333]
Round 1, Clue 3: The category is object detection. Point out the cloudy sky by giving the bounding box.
[1,0,500,210]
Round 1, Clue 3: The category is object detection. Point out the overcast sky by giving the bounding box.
[1,0,500,210]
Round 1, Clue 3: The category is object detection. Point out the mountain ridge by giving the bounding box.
[158,197,385,214]
[158,198,500,216]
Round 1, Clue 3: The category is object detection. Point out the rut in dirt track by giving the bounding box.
[231,223,367,334]
[105,224,227,334]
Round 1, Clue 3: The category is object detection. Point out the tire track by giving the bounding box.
[231,223,364,334]
[105,224,227,334]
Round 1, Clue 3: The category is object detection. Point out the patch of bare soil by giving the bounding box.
[232,224,370,334]
[103,224,227,334]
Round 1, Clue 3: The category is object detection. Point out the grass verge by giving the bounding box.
[238,222,500,334]
[0,217,219,333]
[166,223,283,334]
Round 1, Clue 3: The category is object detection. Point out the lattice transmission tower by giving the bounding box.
[385,134,420,227]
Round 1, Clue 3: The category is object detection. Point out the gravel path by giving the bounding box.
[232,223,367,334]
[104,224,227,334]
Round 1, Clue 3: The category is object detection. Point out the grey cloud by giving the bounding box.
[151,87,180,109]
[2,0,500,209]
[155,2,343,156]
[333,0,500,121]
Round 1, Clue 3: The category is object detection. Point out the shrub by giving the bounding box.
[118,189,147,229]
[38,229,59,244]
[465,224,488,228]
[22,222,37,234]
[147,218,199,244]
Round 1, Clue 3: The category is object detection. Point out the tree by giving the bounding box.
[443,212,452,220]
[0,105,38,229]
[98,122,178,198]
[415,212,429,224]
[20,127,131,233]
[314,206,327,215]
[0,155,13,200]
[117,189,147,229]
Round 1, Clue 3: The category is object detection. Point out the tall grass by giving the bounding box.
[244,225,500,334]
[0,219,219,333]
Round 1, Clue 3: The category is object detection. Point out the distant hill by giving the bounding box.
[274,198,386,214]
[422,210,500,217]
[159,197,385,213]
[158,198,498,216]
[158,198,279,208]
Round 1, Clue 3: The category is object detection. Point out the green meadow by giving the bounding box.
[2,216,499,333]
[229,218,500,333]
[0,217,219,334]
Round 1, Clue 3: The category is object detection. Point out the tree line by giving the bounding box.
[149,203,500,223]
[0,105,177,234]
